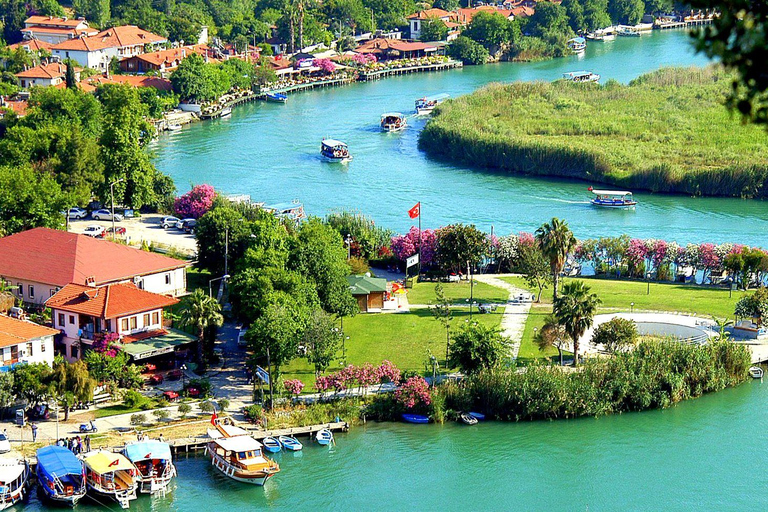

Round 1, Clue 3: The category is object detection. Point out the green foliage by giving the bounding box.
[325,210,393,261]
[553,280,601,364]
[217,398,230,411]
[247,294,309,376]
[534,314,569,365]
[170,53,231,102]
[608,0,644,25]
[187,377,212,397]
[11,363,51,406]
[84,350,143,389]
[179,288,224,362]
[152,409,170,420]
[448,322,506,374]
[419,17,449,42]
[123,389,151,409]
[464,11,521,54]
[130,413,146,425]
[0,165,68,235]
[536,217,577,300]
[50,358,96,419]
[435,223,489,274]
[0,372,14,409]
[177,403,192,418]
[734,287,768,324]
[518,243,552,302]
[199,400,215,413]
[304,309,342,376]
[591,317,638,354]
[73,0,111,26]
[444,340,750,420]
[447,36,489,65]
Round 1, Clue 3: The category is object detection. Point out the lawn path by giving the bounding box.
[474,274,532,361]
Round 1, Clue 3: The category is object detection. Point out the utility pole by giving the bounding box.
[110,178,125,241]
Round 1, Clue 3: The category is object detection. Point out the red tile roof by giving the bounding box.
[46,283,178,318]
[0,315,58,349]
[94,25,166,48]
[453,6,515,23]
[79,74,173,93]
[407,8,451,20]
[0,227,188,287]
[21,26,97,37]
[511,5,534,16]
[0,98,28,117]
[24,16,88,28]
[51,36,116,51]
[15,61,73,79]
[6,38,53,52]
[122,328,167,343]
[356,38,436,54]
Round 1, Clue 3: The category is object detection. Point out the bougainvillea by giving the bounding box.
[283,379,304,396]
[314,58,336,73]
[390,227,436,265]
[92,332,120,358]
[174,184,216,219]
[394,376,431,410]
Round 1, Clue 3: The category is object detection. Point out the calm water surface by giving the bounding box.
[21,381,768,511]
[151,30,768,246]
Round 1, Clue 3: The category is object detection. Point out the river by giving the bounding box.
[151,29,768,247]
[20,380,768,511]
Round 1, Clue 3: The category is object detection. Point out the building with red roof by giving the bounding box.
[0,228,189,306]
[0,315,59,369]
[15,61,81,88]
[407,8,453,40]
[6,38,53,53]
[120,45,206,74]
[79,73,173,93]
[0,97,28,118]
[355,38,444,60]
[22,16,98,44]
[94,25,167,59]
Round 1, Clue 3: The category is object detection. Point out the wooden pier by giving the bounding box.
[261,76,355,96]
[655,18,714,29]
[358,60,463,82]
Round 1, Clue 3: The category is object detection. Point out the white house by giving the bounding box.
[46,282,179,362]
[22,16,98,44]
[407,8,452,40]
[15,61,79,89]
[0,315,58,370]
[50,37,120,71]
[94,25,167,59]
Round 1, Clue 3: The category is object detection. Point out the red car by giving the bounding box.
[167,369,182,381]
[186,387,200,397]
[143,363,157,373]
[107,226,127,235]
[148,374,164,385]
[163,390,179,401]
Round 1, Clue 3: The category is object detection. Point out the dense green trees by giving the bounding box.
[608,0,644,25]
[591,317,638,355]
[464,11,520,55]
[50,358,96,420]
[447,36,489,65]
[435,224,489,275]
[420,17,449,42]
[553,280,601,365]
[448,322,506,374]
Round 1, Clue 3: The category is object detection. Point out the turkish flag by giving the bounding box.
[408,202,420,219]
[210,411,218,425]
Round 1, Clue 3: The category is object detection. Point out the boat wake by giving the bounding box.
[531,196,591,205]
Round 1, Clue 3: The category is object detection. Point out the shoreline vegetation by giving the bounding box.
[419,66,768,199]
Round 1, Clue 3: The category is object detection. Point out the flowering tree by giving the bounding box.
[314,58,336,74]
[395,376,431,411]
[283,379,304,396]
[496,234,519,271]
[174,184,216,219]
[390,227,436,265]
[92,332,120,358]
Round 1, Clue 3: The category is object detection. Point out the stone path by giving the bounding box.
[473,274,533,361]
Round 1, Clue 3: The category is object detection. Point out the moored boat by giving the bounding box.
[562,71,600,83]
[567,37,587,53]
[415,93,449,115]
[266,92,287,103]
[36,446,86,506]
[167,123,182,131]
[401,414,430,424]
[460,413,478,425]
[468,412,486,422]
[380,112,407,132]
[262,437,281,454]
[0,457,30,511]
[81,450,137,509]
[220,106,232,118]
[206,424,280,485]
[588,187,637,209]
[278,436,303,452]
[750,366,764,379]
[315,429,334,446]
[321,139,352,163]
[123,440,176,495]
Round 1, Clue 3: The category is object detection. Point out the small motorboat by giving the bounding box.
[0,457,30,511]
[750,366,764,379]
[561,71,600,83]
[36,445,86,506]
[167,123,182,131]
[380,112,407,132]
[262,437,281,454]
[468,412,486,421]
[460,413,478,426]
[320,139,352,163]
[220,106,232,117]
[401,414,429,424]
[415,94,449,115]
[567,37,587,53]
[278,436,303,452]
[315,429,334,446]
[266,92,287,103]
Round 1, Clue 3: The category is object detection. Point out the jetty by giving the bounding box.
[358,60,462,82]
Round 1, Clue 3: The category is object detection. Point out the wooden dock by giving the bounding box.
[655,18,714,29]
[261,76,355,96]
[358,60,463,82]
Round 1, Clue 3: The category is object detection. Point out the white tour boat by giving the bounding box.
[562,71,601,83]
[415,93,449,115]
[123,440,176,495]
[320,139,353,163]
[588,187,637,209]
[0,457,30,511]
[567,37,587,53]
[206,424,280,486]
[381,112,407,132]
[81,450,138,509]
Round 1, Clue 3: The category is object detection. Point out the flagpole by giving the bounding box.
[417,202,422,281]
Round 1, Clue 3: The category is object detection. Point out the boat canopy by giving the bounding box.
[322,139,347,149]
[563,71,592,78]
[591,189,633,196]
[0,459,26,481]
[569,37,586,44]
[124,441,172,462]
[84,452,135,474]
[213,435,263,453]
[381,112,405,119]
[36,446,82,479]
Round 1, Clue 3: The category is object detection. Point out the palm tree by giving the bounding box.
[553,281,601,365]
[535,217,577,301]
[534,314,569,366]
[180,289,224,363]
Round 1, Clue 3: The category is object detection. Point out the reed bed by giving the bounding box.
[419,67,768,198]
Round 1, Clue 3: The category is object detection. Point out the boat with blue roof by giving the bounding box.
[123,440,176,495]
[321,139,352,163]
[36,446,86,506]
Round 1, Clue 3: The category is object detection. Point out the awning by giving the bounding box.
[124,441,172,462]
[120,328,196,361]
[83,451,134,474]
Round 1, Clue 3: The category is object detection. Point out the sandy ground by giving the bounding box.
[67,213,197,256]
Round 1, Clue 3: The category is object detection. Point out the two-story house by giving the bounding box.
[94,25,167,59]
[50,36,120,71]
[0,315,58,370]
[15,61,80,89]
[21,16,98,44]
[0,228,190,306]
[46,282,179,361]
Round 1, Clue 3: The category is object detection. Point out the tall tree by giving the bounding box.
[11,363,52,407]
[582,0,611,32]
[607,0,644,25]
[535,314,569,365]
[50,358,96,420]
[0,165,68,235]
[435,224,489,275]
[562,0,586,33]
[535,217,577,301]
[303,309,341,377]
[180,289,224,363]
[448,322,506,374]
[65,61,77,89]
[246,294,308,378]
[518,243,552,303]
[465,11,521,53]
[553,280,600,365]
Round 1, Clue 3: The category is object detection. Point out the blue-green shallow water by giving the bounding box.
[17,380,768,511]
[151,30,768,247]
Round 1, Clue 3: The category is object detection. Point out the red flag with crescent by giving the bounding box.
[210,411,218,425]
[408,202,420,219]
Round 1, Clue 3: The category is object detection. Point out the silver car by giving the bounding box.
[91,209,123,221]
[161,216,180,229]
[67,207,88,219]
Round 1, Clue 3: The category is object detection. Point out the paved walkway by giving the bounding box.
[473,274,533,361]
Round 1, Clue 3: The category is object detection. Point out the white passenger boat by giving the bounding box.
[562,71,601,83]
[586,27,617,41]
[123,440,176,495]
[0,457,30,511]
[81,450,138,509]
[206,424,280,485]
[381,112,407,132]
[321,139,352,163]
[588,187,637,209]
[567,37,587,53]
[415,93,449,115]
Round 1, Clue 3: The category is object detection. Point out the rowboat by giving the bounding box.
[750,366,764,379]
[321,139,352,163]
[123,440,176,495]
[262,437,281,454]
[206,424,280,485]
[460,413,478,425]
[278,436,303,452]
[380,112,407,132]
[468,412,486,421]
[81,450,138,509]
[562,71,600,83]
[415,93,449,115]
[266,92,287,103]
[402,414,429,424]
[315,429,334,446]
[36,446,86,506]
[588,187,637,209]
[0,457,30,511]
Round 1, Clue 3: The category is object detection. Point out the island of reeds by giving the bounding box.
[418,67,768,198]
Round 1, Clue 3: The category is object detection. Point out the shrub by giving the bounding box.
[348,256,370,275]
[448,322,506,374]
[591,317,638,354]
[395,376,432,411]
[448,36,489,65]
[130,413,146,425]
[216,398,230,411]
[199,401,215,413]
[177,403,192,418]
[123,390,150,409]
[174,184,216,219]
[153,409,170,420]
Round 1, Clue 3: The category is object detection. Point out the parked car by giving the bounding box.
[148,373,164,385]
[91,209,123,221]
[186,386,200,398]
[107,226,127,236]
[0,432,10,454]
[66,207,88,219]
[167,369,182,381]
[161,216,180,229]
[162,390,179,401]
[83,225,105,238]
[183,219,197,233]
[176,218,195,231]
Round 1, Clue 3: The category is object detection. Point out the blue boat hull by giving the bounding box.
[402,414,429,424]
[468,412,486,421]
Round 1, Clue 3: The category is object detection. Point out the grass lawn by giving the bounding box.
[406,280,510,305]
[282,307,505,390]
[94,403,155,419]
[516,304,568,364]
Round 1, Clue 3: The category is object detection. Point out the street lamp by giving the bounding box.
[646,271,652,295]
[344,234,352,260]
[630,302,635,313]
[109,178,125,241]
[209,274,231,298]
[180,364,187,390]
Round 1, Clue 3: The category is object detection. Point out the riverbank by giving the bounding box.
[419,66,768,198]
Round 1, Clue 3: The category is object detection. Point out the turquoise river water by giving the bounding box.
[20,380,768,511]
[151,29,768,247]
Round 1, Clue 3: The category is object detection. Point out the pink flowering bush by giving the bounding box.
[314,58,336,73]
[395,376,431,410]
[92,332,120,357]
[174,184,216,219]
[518,232,536,249]
[284,379,304,396]
[391,227,436,265]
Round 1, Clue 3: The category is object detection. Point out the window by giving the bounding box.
[143,313,150,326]
[71,344,78,359]
[69,315,75,325]
[58,313,64,327]
[165,273,171,285]
[41,340,45,353]
[130,317,137,330]
[26,342,33,357]
[152,312,159,325]
[16,283,21,296]
[50,287,59,297]
[121,318,129,331]
[28,285,34,298]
